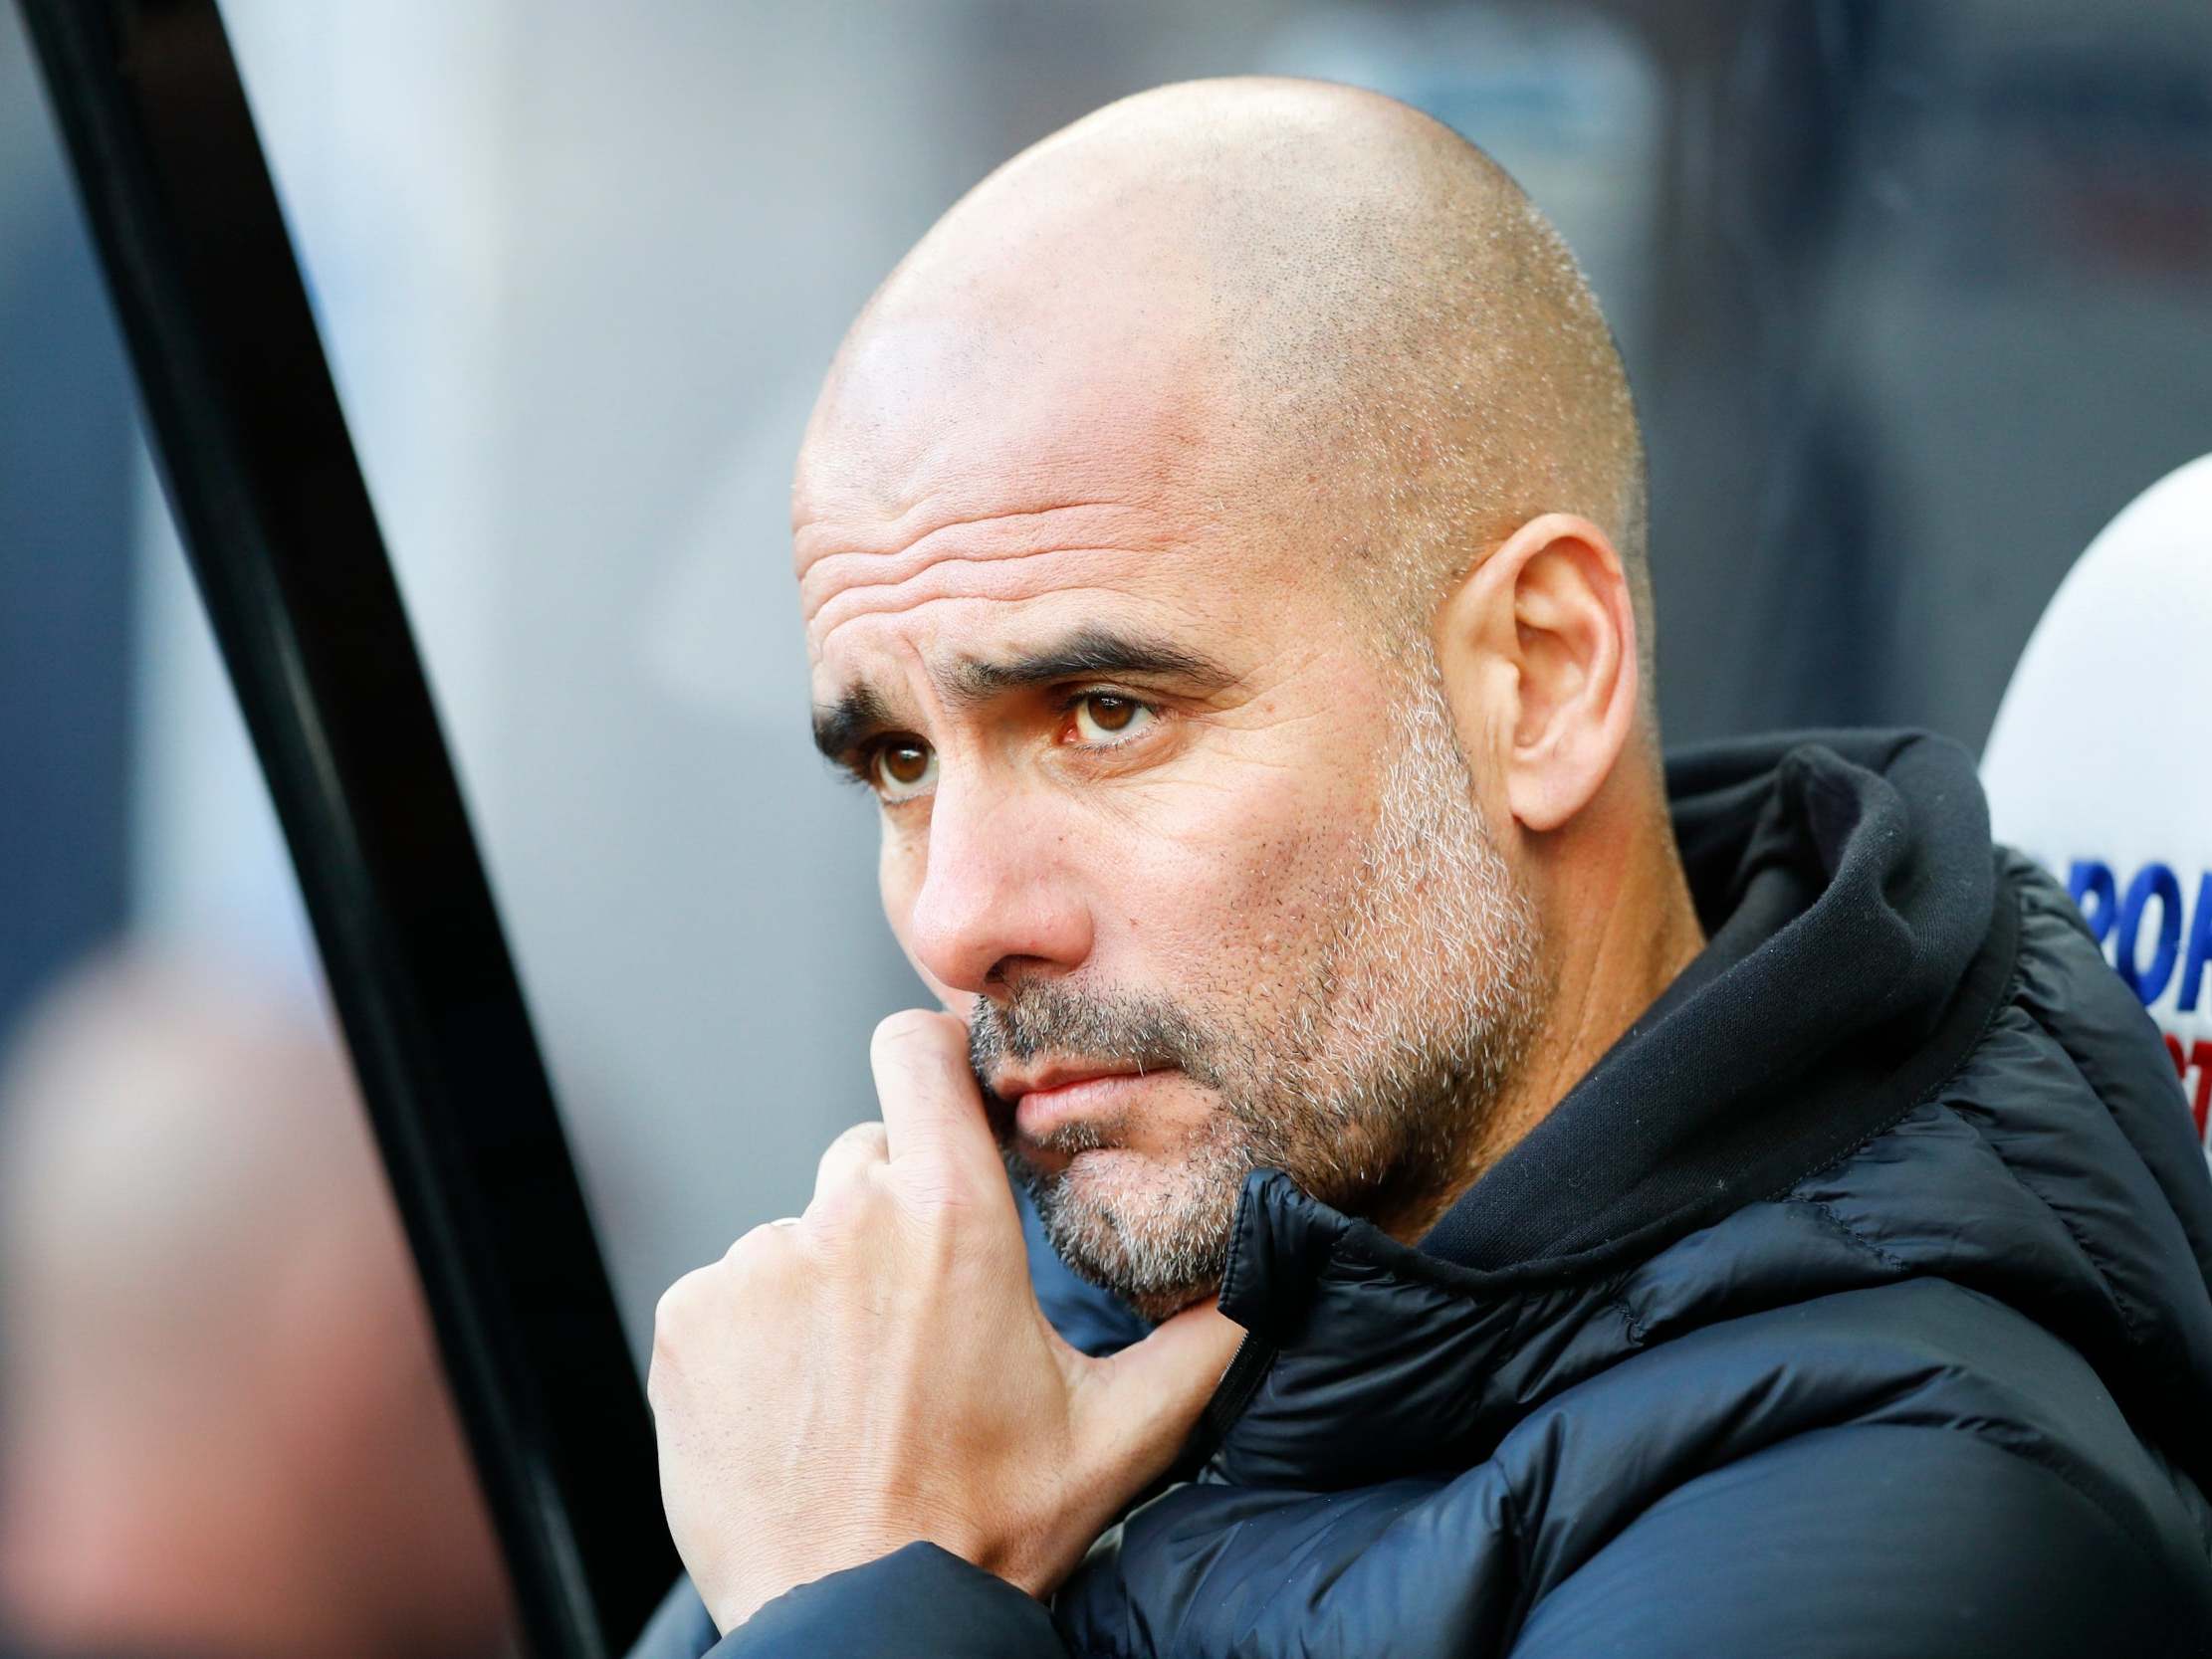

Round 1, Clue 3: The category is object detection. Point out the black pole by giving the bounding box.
[13,3,677,1653]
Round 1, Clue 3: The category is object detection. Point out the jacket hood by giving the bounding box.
[1179,729,2212,1499]
[1425,726,2000,1272]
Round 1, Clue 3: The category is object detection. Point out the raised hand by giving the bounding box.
[648,1009,1244,1633]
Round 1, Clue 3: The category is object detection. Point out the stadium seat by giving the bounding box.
[1981,453,2212,1158]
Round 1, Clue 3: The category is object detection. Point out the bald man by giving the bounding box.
[0,952,514,1659]
[640,80,2212,1656]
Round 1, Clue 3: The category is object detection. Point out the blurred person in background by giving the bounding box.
[640,79,2212,1656]
[0,949,514,1659]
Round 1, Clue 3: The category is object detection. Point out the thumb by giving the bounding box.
[1074,1301,1246,1476]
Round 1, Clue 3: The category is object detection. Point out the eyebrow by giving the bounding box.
[810,625,1236,763]
[810,682,897,763]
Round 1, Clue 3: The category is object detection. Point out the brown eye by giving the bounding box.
[871,739,937,801]
[1071,693,1155,744]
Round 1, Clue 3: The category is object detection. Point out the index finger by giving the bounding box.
[868,1009,1002,1185]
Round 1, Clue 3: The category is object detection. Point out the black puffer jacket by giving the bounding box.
[636,730,2212,1658]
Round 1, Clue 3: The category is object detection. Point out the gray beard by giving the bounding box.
[971,668,1546,1321]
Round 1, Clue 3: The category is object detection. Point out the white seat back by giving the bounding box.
[1982,454,2212,1159]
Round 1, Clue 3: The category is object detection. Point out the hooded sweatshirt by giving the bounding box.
[638,729,2212,1659]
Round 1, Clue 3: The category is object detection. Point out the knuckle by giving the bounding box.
[825,1120,888,1162]
[725,1220,794,1270]
[803,1180,869,1238]
[654,1266,702,1328]
[649,1269,707,1372]
[804,1161,893,1246]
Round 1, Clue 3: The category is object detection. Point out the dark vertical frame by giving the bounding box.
[13,2,676,1654]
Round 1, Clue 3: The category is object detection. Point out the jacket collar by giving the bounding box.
[1206,1171,1624,1488]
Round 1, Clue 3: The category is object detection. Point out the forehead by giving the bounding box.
[796,292,1218,540]
[792,306,1271,684]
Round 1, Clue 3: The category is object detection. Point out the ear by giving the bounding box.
[1434,513,1640,834]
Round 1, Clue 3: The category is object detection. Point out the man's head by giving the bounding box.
[797,79,1668,1318]
[0,951,513,1658]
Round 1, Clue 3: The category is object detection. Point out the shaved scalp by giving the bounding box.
[811,76,1653,700]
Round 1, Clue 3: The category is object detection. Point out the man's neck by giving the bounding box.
[1387,801,1707,1245]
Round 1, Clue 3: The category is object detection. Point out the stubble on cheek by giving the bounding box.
[980,835,1364,1319]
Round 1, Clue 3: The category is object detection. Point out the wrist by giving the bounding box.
[704,1526,954,1634]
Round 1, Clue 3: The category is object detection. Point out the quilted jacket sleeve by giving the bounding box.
[1507,1421,2208,1659]
[627,1546,1067,1659]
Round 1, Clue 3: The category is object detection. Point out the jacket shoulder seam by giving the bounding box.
[1791,1193,1911,1273]
[1936,1094,2151,1349]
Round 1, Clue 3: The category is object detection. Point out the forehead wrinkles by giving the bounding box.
[801,501,1185,646]
[808,564,1162,681]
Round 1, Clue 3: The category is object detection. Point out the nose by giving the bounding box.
[901,777,1093,996]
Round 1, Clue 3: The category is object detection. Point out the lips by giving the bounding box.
[994,1061,1142,1101]
[997,1063,1178,1143]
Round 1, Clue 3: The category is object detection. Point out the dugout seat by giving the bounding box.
[1981,452,2212,1154]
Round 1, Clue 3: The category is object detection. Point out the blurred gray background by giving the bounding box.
[5,0,2210,1361]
